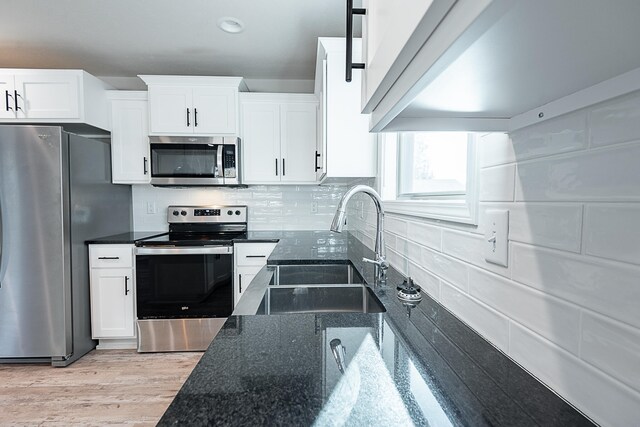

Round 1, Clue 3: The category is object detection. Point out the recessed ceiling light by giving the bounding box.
[217,17,245,34]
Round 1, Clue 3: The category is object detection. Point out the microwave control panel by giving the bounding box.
[223,145,236,178]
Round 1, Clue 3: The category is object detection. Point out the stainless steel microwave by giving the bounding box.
[149,136,241,186]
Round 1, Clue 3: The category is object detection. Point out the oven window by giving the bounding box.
[151,144,218,177]
[136,253,233,318]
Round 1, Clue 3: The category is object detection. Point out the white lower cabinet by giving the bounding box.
[234,242,277,307]
[89,244,137,348]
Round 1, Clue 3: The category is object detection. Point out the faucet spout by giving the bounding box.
[330,185,387,279]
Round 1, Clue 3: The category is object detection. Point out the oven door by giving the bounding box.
[135,246,233,319]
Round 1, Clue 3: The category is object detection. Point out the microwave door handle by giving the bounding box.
[216,146,224,180]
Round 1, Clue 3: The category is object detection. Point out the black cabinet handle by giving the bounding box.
[282,158,286,176]
[246,255,266,258]
[4,91,12,111]
[124,276,130,296]
[239,274,242,293]
[186,108,191,127]
[98,256,120,260]
[346,0,366,82]
[194,108,198,127]
[275,158,278,176]
[14,90,21,111]
[315,151,321,172]
[143,157,148,175]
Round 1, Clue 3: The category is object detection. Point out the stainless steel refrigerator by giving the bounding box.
[0,125,132,366]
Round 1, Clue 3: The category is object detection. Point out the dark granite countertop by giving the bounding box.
[85,231,167,244]
[159,231,594,426]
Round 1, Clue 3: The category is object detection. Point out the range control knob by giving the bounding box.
[235,210,241,216]
[172,210,179,216]
[227,210,233,215]
[181,210,187,216]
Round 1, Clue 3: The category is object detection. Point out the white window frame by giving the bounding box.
[378,132,479,225]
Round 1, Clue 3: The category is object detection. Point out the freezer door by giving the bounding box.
[0,126,71,359]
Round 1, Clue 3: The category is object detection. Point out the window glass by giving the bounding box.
[398,132,469,197]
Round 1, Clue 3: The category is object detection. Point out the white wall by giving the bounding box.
[132,184,345,231]
[348,91,640,427]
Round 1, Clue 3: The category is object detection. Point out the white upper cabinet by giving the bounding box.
[359,0,640,133]
[109,91,150,184]
[139,75,245,136]
[240,93,318,185]
[0,69,111,130]
[314,38,376,183]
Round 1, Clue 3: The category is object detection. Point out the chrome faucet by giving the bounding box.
[330,185,389,280]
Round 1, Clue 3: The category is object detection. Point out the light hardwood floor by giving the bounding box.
[0,350,202,426]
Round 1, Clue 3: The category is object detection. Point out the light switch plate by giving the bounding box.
[146,202,157,214]
[484,209,509,267]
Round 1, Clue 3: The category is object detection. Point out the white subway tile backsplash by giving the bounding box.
[132,184,345,231]
[510,110,587,160]
[581,312,640,393]
[441,230,510,278]
[584,204,640,265]
[385,216,408,236]
[408,261,440,300]
[515,142,640,201]
[468,267,581,354]
[479,132,514,167]
[509,323,640,427]
[480,202,583,253]
[419,246,469,292]
[479,164,515,201]
[512,243,640,328]
[440,281,510,352]
[406,221,442,251]
[590,92,640,148]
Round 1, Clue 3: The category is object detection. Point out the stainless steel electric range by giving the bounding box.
[134,205,247,352]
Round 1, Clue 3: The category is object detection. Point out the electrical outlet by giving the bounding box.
[357,201,364,219]
[484,209,509,267]
[311,201,318,214]
[146,202,157,214]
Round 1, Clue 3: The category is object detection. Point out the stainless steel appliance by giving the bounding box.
[134,205,247,352]
[0,125,132,366]
[149,136,241,186]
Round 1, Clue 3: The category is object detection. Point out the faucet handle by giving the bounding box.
[363,257,389,270]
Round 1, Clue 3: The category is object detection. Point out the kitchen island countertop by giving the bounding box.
[159,230,594,426]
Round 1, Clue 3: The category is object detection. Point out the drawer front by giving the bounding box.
[235,243,277,266]
[90,244,134,268]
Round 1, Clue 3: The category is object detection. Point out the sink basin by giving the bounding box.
[256,285,386,315]
[270,264,364,286]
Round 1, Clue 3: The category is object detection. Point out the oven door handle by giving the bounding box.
[135,246,233,255]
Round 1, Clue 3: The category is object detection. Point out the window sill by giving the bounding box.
[384,199,478,225]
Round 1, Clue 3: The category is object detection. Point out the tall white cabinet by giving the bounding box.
[240,93,318,184]
[108,91,150,184]
[314,38,376,182]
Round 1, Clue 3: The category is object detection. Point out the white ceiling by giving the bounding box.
[1,0,359,89]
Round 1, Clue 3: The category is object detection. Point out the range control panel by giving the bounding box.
[168,206,247,223]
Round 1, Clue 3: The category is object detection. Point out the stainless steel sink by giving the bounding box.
[270,264,364,286]
[256,285,386,315]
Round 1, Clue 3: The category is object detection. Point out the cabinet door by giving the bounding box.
[235,267,260,308]
[110,98,150,184]
[241,101,281,183]
[192,86,237,135]
[148,85,192,135]
[316,60,328,180]
[90,268,135,338]
[280,102,317,183]
[0,74,16,119]
[14,73,80,119]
